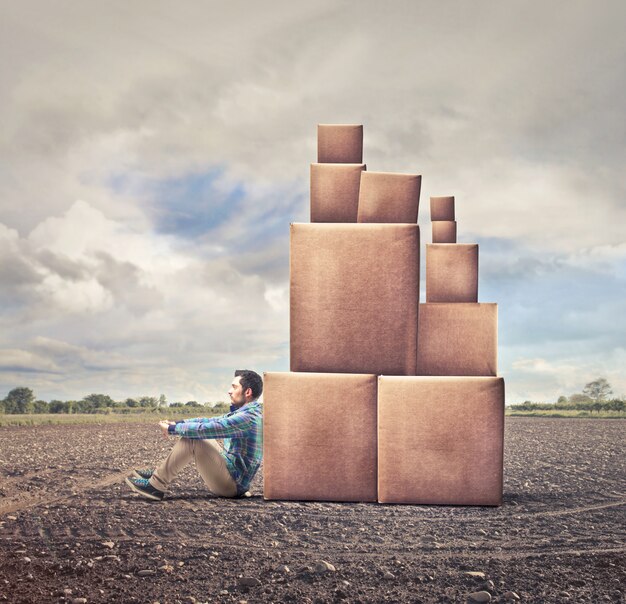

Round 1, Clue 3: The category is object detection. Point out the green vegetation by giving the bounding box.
[507,377,625,418]
[0,386,231,423]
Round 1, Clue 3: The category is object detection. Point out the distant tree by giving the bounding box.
[212,402,230,414]
[158,394,167,408]
[582,378,613,402]
[83,394,115,410]
[124,398,138,408]
[0,399,5,414]
[169,402,183,408]
[139,396,158,408]
[185,400,200,407]
[33,400,48,414]
[49,400,67,413]
[4,387,35,414]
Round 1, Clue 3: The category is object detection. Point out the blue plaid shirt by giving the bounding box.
[170,400,263,495]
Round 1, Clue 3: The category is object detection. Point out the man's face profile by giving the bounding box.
[228,376,247,407]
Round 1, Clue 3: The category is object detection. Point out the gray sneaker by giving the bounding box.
[125,477,164,501]
[132,468,154,480]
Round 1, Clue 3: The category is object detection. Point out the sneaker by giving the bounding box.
[125,477,164,501]
[132,468,154,480]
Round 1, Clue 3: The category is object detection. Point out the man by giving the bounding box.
[125,369,263,501]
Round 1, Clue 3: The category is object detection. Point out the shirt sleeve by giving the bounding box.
[173,408,257,439]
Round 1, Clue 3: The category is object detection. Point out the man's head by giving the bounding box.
[229,369,263,407]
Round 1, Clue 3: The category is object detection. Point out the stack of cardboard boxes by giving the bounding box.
[264,124,504,506]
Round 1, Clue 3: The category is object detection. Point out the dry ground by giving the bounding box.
[0,418,624,603]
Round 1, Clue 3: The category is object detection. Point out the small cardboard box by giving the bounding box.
[263,372,378,502]
[378,375,504,505]
[310,163,366,223]
[416,303,497,376]
[426,243,478,303]
[291,223,419,375]
[430,196,455,221]
[317,124,363,163]
[432,220,457,243]
[357,171,421,223]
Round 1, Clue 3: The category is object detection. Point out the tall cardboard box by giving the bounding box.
[378,376,504,505]
[310,163,366,223]
[290,223,419,375]
[416,303,497,376]
[426,243,478,303]
[263,372,378,502]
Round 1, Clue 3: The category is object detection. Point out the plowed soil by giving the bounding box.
[0,418,624,603]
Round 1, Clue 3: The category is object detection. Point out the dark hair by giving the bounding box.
[234,369,263,400]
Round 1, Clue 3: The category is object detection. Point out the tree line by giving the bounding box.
[0,387,230,415]
[509,377,625,413]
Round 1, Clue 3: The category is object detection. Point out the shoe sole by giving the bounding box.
[124,477,164,501]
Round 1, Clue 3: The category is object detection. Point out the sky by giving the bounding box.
[1,1,624,404]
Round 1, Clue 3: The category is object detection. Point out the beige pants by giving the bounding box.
[150,437,238,498]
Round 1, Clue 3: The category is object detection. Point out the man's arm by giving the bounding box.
[168,406,260,439]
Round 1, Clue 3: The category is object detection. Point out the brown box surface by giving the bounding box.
[263,372,378,502]
[432,220,457,243]
[357,171,421,223]
[310,163,366,223]
[318,124,363,163]
[426,243,478,302]
[417,303,497,376]
[378,376,504,505]
[430,196,455,221]
[290,223,419,375]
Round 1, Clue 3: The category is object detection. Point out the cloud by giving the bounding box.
[0,1,625,401]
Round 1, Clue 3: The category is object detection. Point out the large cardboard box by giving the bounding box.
[310,163,366,223]
[263,372,378,502]
[416,303,497,376]
[430,196,455,221]
[357,171,421,223]
[317,124,363,163]
[426,243,478,302]
[290,223,419,375]
[432,220,457,243]
[378,376,504,505]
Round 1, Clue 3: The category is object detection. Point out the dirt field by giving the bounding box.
[0,418,624,604]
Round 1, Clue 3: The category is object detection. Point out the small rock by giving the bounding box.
[159,564,174,573]
[22,557,31,564]
[137,569,156,577]
[313,560,336,573]
[467,591,492,603]
[72,599,87,604]
[6,516,17,521]
[238,577,261,587]
[559,592,572,598]
[504,592,520,601]
[63,589,73,595]
[177,561,185,567]
[277,565,290,573]
[220,590,229,595]
[465,572,486,579]
[383,571,395,580]
[101,541,115,549]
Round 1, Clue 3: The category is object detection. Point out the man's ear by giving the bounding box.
[244,387,253,399]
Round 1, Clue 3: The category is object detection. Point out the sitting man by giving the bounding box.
[125,369,263,501]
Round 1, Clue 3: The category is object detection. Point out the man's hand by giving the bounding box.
[159,420,176,438]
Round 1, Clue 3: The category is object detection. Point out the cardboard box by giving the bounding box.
[432,220,457,243]
[263,372,378,502]
[416,303,497,376]
[357,171,421,223]
[430,196,455,221]
[290,223,419,375]
[310,163,366,223]
[426,243,478,303]
[378,376,504,505]
[317,124,363,163]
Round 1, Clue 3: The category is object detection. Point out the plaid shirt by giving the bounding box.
[171,400,263,495]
